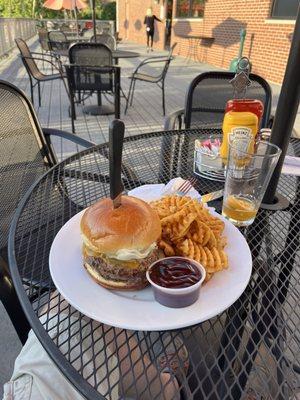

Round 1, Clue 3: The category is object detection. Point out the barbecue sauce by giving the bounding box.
[149,258,201,288]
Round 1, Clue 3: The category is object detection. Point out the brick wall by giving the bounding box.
[117,0,295,83]
[118,0,165,50]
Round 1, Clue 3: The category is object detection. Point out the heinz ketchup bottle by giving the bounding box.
[220,99,263,162]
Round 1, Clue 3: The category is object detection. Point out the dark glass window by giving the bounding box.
[271,0,299,19]
[176,0,205,18]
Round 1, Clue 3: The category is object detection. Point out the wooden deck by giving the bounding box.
[1,36,300,398]
[0,37,218,160]
[1,37,298,162]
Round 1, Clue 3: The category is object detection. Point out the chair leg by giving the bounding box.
[38,81,41,107]
[29,76,34,106]
[162,81,166,116]
[71,110,75,133]
[130,80,136,106]
[0,259,30,345]
[42,49,45,70]
[70,92,76,133]
[125,78,134,114]
[97,91,103,107]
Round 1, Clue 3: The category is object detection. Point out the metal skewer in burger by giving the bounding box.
[80,120,161,290]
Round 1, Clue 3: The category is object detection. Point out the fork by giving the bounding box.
[176,177,198,195]
[176,177,224,203]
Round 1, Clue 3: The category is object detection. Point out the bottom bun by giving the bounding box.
[84,262,149,291]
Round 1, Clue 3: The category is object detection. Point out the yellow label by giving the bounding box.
[220,111,258,162]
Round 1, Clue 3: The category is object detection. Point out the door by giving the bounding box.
[164,0,173,49]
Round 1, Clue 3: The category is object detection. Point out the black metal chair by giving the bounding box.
[37,29,59,72]
[15,38,67,107]
[37,28,51,54]
[125,43,177,116]
[47,30,70,55]
[164,71,272,130]
[66,42,120,132]
[0,79,94,344]
[90,33,117,50]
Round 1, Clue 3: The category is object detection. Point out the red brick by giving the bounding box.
[117,0,294,83]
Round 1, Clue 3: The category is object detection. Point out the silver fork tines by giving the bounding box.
[177,177,198,195]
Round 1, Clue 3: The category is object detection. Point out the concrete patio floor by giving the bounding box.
[0,36,299,397]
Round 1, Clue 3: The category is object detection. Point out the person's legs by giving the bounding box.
[47,294,180,399]
[150,32,154,50]
[146,32,150,49]
[3,292,180,400]
[110,329,180,400]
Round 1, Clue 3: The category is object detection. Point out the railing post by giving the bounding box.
[92,0,96,40]
[0,18,37,58]
[263,6,300,204]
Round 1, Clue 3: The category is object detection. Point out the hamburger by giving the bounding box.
[80,195,161,290]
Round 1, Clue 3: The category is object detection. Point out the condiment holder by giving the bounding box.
[194,134,226,182]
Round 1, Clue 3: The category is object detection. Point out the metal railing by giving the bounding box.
[0,18,37,58]
[0,18,115,59]
[39,19,115,35]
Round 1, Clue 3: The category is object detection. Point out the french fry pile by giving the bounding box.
[150,196,228,282]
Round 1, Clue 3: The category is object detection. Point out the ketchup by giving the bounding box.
[225,99,264,126]
[149,258,201,288]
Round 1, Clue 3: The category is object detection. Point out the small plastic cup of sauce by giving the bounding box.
[146,257,206,308]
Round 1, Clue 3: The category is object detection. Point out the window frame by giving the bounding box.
[270,0,299,20]
[175,0,205,19]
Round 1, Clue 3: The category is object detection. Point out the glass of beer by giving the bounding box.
[222,139,281,226]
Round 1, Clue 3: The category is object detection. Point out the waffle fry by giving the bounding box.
[176,239,228,272]
[150,195,228,282]
[158,239,175,256]
[150,196,191,219]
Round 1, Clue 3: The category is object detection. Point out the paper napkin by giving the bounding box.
[282,155,300,176]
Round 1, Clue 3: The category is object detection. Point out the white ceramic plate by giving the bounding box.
[49,208,252,331]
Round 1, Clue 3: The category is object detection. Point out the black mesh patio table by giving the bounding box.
[8,128,300,400]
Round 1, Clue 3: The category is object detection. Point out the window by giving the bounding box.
[176,0,205,18]
[271,0,299,19]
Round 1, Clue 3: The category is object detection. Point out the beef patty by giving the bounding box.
[83,248,160,287]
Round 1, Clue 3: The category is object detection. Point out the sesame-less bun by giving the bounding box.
[80,195,161,290]
[80,195,161,254]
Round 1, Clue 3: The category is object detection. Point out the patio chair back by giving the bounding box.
[37,29,51,52]
[69,42,112,67]
[184,71,272,129]
[0,80,55,250]
[90,33,117,50]
[0,80,95,342]
[160,42,177,81]
[66,43,120,130]
[125,42,177,116]
[48,30,69,52]
[68,42,113,91]
[15,38,43,81]
[0,80,57,342]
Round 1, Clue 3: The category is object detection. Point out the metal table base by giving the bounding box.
[83,104,115,116]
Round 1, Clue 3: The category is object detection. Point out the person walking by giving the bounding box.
[144,8,161,52]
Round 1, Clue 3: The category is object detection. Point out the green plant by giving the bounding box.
[0,0,116,20]
[100,2,116,21]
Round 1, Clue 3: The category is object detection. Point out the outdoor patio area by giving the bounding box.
[0,37,224,393]
[1,36,298,163]
[1,25,300,400]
